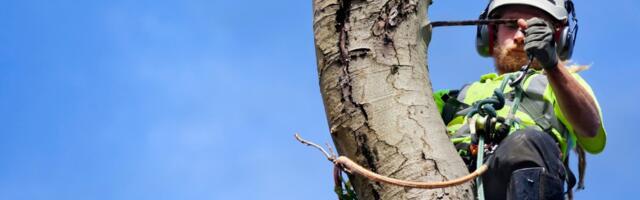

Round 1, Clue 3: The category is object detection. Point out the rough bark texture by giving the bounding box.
[313,0,474,199]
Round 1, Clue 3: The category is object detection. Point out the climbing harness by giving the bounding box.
[465,56,534,200]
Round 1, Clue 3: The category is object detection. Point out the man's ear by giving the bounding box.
[553,24,563,43]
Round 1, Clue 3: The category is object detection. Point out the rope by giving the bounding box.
[295,133,487,189]
[334,156,488,189]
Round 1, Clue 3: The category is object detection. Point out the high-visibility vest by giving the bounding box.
[434,71,607,157]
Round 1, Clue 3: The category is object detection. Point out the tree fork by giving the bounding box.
[313,0,474,199]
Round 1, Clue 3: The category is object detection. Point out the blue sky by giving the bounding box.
[1,1,638,199]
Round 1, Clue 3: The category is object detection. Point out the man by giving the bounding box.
[434,0,606,199]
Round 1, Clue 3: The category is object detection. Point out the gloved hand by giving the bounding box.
[522,17,559,69]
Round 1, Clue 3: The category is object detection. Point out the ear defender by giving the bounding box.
[557,0,578,60]
[476,5,493,57]
[556,25,571,60]
[476,22,492,57]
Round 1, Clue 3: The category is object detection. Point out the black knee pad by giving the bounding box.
[507,167,564,200]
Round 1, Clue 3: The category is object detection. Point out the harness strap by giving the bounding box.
[564,151,577,200]
[576,145,586,189]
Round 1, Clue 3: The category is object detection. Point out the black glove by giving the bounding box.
[524,18,559,69]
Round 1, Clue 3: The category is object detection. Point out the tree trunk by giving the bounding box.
[313,0,474,199]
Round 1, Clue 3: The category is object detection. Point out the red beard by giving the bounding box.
[493,44,542,74]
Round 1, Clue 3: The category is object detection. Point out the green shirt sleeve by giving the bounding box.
[549,73,607,154]
[434,89,449,115]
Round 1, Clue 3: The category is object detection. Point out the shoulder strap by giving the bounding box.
[519,74,569,134]
[564,145,587,200]
[564,151,577,200]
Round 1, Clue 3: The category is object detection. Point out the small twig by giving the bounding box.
[294,133,335,161]
[326,143,337,158]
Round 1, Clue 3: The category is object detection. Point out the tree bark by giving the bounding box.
[313,0,474,199]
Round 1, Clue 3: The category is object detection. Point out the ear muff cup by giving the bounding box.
[476,24,491,57]
[556,24,577,60]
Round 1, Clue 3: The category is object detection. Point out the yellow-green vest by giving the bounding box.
[434,71,607,157]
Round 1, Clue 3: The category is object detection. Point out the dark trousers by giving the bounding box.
[482,128,566,200]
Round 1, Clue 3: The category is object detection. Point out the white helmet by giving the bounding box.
[487,0,569,22]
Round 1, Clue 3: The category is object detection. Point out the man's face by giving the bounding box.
[493,6,558,74]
